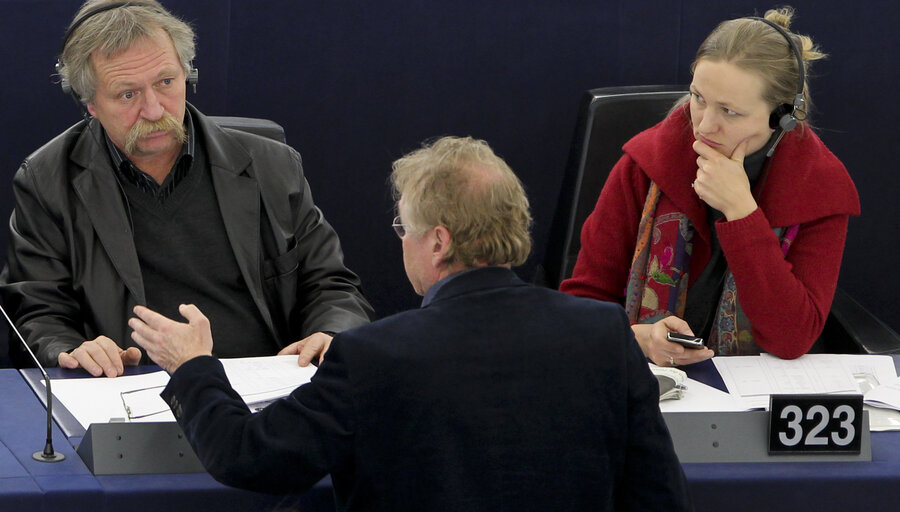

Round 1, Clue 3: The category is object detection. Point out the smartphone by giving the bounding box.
[666,332,706,350]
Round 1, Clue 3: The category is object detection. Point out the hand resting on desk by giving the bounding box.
[57,336,141,378]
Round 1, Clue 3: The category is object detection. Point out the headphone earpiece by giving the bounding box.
[55,60,73,96]
[768,91,806,132]
[769,103,796,131]
[186,63,199,93]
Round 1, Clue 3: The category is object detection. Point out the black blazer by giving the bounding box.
[164,267,692,511]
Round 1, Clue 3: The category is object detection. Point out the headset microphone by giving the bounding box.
[766,130,788,158]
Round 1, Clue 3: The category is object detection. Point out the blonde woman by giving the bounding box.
[561,7,859,366]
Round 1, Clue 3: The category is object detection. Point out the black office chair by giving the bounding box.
[0,334,9,368]
[3,116,288,368]
[539,85,900,355]
[209,116,286,143]
[538,85,688,289]
[819,288,900,354]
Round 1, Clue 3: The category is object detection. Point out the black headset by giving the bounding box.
[56,1,198,111]
[750,17,806,132]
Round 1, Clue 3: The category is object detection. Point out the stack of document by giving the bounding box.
[45,355,317,430]
[220,356,317,408]
[713,354,900,431]
[863,376,900,411]
[714,353,897,405]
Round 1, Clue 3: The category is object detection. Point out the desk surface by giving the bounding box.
[679,356,900,511]
[0,369,333,512]
[5,359,900,511]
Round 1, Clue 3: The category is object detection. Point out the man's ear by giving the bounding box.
[85,102,97,118]
[430,225,452,267]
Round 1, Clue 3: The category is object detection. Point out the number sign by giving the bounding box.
[768,394,863,455]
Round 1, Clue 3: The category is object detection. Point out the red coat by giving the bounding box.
[560,109,860,359]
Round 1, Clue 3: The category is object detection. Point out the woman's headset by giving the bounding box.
[750,17,806,132]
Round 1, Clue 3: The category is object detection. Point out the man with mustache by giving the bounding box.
[0,0,374,376]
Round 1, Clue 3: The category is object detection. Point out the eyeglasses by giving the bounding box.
[120,385,168,420]
[392,215,408,238]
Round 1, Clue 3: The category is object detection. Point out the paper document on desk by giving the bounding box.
[865,376,900,411]
[45,355,317,430]
[861,376,900,431]
[657,377,750,413]
[647,363,749,412]
[219,355,317,406]
[714,353,898,409]
[47,371,174,428]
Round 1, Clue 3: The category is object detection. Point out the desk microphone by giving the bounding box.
[0,303,65,462]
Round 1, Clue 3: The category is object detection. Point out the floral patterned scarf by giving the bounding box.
[624,182,798,355]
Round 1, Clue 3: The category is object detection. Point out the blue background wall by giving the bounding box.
[1,1,897,364]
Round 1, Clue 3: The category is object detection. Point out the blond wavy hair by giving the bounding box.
[391,136,532,267]
[674,7,827,124]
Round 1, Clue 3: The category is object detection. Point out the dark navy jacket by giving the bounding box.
[163,266,692,511]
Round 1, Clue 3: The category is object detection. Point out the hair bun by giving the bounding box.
[764,6,795,30]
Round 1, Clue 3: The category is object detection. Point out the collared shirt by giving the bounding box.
[421,266,489,307]
[103,109,195,202]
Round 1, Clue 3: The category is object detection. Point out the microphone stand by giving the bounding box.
[0,304,65,462]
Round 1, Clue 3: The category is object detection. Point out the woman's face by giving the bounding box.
[689,59,776,157]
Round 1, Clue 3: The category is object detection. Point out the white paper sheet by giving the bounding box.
[658,377,751,413]
[866,406,900,432]
[713,354,896,397]
[865,375,900,411]
[219,355,317,405]
[44,355,317,430]
[49,371,174,428]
